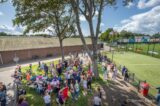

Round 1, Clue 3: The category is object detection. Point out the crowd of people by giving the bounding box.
[1,52,160,106]
[12,53,109,106]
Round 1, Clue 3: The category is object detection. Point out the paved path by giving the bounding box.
[99,72,156,106]
[0,56,70,84]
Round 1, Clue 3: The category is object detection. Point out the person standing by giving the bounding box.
[97,87,102,99]
[124,70,129,82]
[93,93,102,106]
[44,64,49,76]
[83,77,87,96]
[121,66,126,76]
[74,80,80,100]
[43,92,51,106]
[112,66,118,80]
[87,75,92,91]
[156,90,160,106]
[140,81,150,97]
[0,84,6,106]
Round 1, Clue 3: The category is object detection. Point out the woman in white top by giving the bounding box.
[112,66,118,80]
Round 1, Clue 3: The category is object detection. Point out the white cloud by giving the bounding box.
[95,10,99,16]
[126,2,135,8]
[120,19,131,24]
[0,25,23,35]
[80,11,99,22]
[80,15,86,21]
[0,11,3,16]
[138,0,160,9]
[100,23,105,27]
[114,6,160,35]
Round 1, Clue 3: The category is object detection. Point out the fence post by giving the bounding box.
[138,80,141,92]
[132,73,135,82]
[133,43,135,52]
[147,43,150,54]
[152,43,156,56]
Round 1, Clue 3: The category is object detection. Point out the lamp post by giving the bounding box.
[109,31,114,62]
[109,31,114,52]
[13,53,19,65]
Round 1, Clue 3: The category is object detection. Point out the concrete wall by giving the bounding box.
[0,44,101,65]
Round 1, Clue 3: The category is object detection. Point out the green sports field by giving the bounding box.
[107,52,160,95]
[119,43,160,58]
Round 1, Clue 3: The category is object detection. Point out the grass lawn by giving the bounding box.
[20,60,107,106]
[106,51,160,95]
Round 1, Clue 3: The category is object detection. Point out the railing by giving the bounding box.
[117,65,158,101]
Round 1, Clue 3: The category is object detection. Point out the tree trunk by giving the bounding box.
[59,39,65,62]
[91,52,99,78]
[91,42,99,78]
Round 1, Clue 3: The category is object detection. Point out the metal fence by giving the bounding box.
[117,65,158,101]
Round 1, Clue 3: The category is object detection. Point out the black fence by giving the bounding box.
[114,43,160,58]
[117,65,157,101]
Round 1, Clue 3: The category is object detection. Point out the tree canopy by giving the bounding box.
[0,0,7,3]
[13,0,76,61]
[99,28,158,43]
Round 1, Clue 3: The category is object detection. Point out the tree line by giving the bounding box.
[99,28,160,43]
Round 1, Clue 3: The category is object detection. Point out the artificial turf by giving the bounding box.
[107,51,160,95]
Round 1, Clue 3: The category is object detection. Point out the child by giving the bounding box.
[74,80,80,100]
[70,81,75,101]
[43,92,51,106]
[83,77,87,96]
[26,72,31,82]
[87,75,92,90]
[97,87,102,99]
[47,83,52,94]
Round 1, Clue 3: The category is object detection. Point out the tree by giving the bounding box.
[70,0,132,78]
[0,32,8,36]
[153,33,160,38]
[13,0,76,61]
[46,1,76,61]
[99,28,114,42]
[0,0,7,3]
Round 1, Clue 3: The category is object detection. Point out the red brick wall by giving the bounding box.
[0,44,101,65]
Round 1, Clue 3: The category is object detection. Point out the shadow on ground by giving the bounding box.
[100,80,155,106]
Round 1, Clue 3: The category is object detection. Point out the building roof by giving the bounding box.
[0,36,91,51]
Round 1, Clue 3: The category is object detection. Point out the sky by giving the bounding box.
[0,0,160,35]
